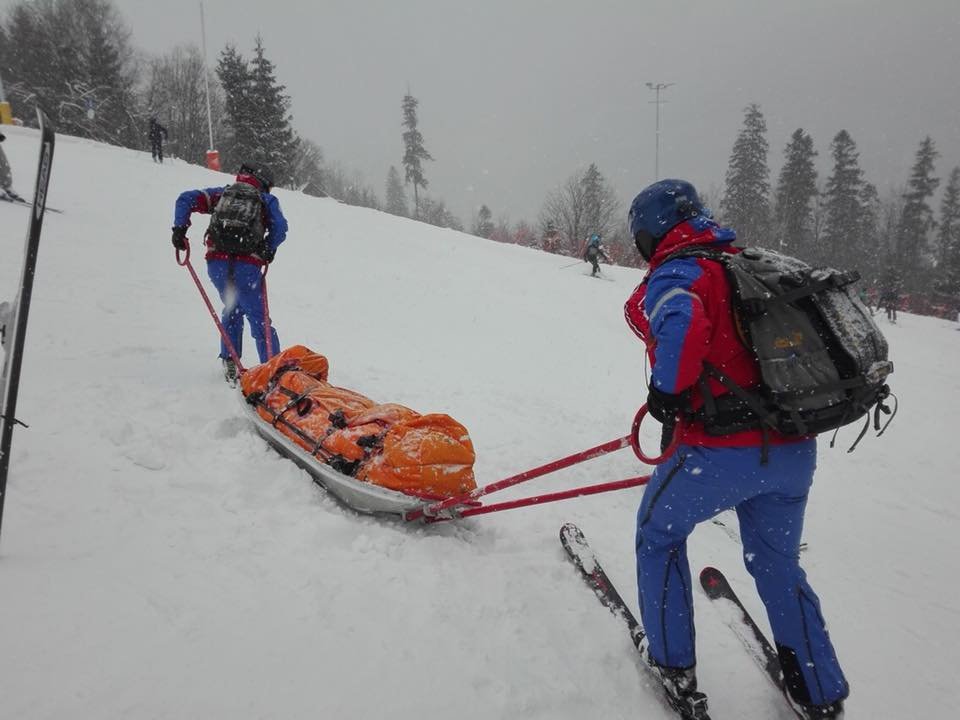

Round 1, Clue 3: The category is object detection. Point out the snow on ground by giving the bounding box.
[0,126,957,719]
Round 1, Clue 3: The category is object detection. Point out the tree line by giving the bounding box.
[721,103,959,300]
[2,1,957,300]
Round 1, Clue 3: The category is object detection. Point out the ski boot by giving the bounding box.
[222,358,238,387]
[639,639,710,719]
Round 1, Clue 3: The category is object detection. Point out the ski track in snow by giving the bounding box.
[0,125,957,719]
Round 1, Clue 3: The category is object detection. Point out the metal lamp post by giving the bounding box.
[646,82,674,181]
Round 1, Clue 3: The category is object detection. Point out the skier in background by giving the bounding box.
[878,271,901,323]
[582,233,610,277]
[624,179,847,720]
[171,163,287,384]
[149,117,168,163]
[0,131,24,202]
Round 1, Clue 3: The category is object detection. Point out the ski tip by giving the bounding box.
[699,566,728,598]
[559,522,583,542]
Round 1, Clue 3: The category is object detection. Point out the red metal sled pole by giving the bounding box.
[261,265,274,359]
[404,435,632,522]
[437,475,651,520]
[176,242,246,372]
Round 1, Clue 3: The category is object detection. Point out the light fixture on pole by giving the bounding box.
[646,82,674,181]
[200,0,220,170]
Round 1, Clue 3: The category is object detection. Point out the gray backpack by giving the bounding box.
[207,182,266,255]
[667,246,895,449]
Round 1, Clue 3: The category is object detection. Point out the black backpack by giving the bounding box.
[665,246,895,450]
[207,182,266,255]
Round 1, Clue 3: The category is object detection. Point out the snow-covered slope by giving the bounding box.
[0,126,956,719]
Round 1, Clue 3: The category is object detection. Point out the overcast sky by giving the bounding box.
[7,0,959,224]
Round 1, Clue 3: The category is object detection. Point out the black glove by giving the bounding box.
[259,245,276,264]
[646,384,684,423]
[171,226,188,251]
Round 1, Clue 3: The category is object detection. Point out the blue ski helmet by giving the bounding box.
[628,179,704,261]
[589,233,601,245]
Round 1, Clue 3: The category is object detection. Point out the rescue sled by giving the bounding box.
[239,345,477,517]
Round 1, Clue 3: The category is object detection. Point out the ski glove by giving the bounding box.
[646,385,684,423]
[259,245,276,264]
[171,226,188,251]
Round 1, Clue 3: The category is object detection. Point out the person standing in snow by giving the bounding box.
[582,233,610,277]
[149,117,168,163]
[0,131,23,202]
[878,271,900,323]
[623,179,847,720]
[171,162,287,383]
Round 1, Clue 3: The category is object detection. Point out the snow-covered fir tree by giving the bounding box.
[773,129,818,260]
[419,195,462,231]
[721,103,771,246]
[216,45,255,172]
[897,136,940,289]
[936,167,960,294]
[0,0,138,144]
[384,166,408,217]
[401,93,433,219]
[580,163,621,240]
[472,205,495,238]
[821,130,866,270]
[857,181,882,283]
[247,36,298,186]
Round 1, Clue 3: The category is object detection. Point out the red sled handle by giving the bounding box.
[630,404,682,465]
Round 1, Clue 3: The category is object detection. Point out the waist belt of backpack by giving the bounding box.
[692,362,779,463]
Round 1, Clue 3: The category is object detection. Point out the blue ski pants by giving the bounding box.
[207,258,279,363]
[635,441,849,706]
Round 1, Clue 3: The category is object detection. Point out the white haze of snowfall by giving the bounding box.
[0,126,956,719]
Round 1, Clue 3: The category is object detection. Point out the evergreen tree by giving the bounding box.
[290,138,325,195]
[419,195,462,231]
[773,129,818,260]
[472,204,494,238]
[79,1,139,147]
[821,130,866,270]
[216,45,255,171]
[247,36,298,185]
[857,181,882,283]
[721,103,771,245]
[0,0,137,143]
[401,93,433,219]
[384,166,408,217]
[580,163,621,239]
[897,136,940,288]
[936,167,960,294]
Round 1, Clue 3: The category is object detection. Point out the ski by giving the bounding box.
[699,567,804,719]
[1,194,63,214]
[560,523,710,720]
[0,110,55,542]
[710,511,807,552]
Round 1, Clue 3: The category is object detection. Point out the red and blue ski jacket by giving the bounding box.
[624,217,800,448]
[173,174,288,266]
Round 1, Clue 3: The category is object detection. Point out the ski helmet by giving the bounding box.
[628,179,704,261]
[238,162,275,192]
